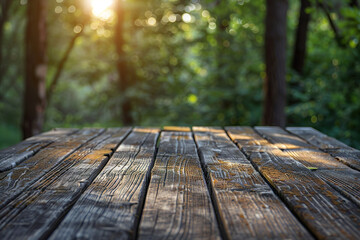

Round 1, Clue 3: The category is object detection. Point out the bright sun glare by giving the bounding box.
[90,0,114,20]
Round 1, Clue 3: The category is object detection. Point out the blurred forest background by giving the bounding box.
[0,0,359,149]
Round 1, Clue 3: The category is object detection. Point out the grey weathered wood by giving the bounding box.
[49,128,159,240]
[157,131,198,156]
[286,127,354,150]
[226,127,360,240]
[317,169,360,207]
[193,127,312,240]
[225,126,270,147]
[257,127,360,207]
[287,127,360,171]
[138,131,221,240]
[0,128,131,239]
[281,149,360,207]
[283,148,347,169]
[326,149,360,171]
[0,128,76,172]
[0,128,104,209]
[255,126,314,149]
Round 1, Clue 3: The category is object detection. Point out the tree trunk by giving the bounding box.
[22,0,47,138]
[349,0,359,7]
[263,0,288,127]
[0,0,12,86]
[292,0,311,74]
[115,0,133,125]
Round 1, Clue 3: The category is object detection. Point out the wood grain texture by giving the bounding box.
[255,126,314,149]
[49,128,159,240]
[283,148,347,169]
[0,128,131,240]
[287,127,360,171]
[225,126,271,147]
[286,127,354,150]
[0,128,76,172]
[226,127,360,240]
[325,149,360,171]
[257,127,360,207]
[193,127,312,240]
[138,131,221,240]
[157,131,198,156]
[0,128,104,209]
[316,169,360,207]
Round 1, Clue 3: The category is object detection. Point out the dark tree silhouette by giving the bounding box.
[263,0,288,127]
[292,0,311,74]
[0,0,12,86]
[22,0,47,138]
[115,0,133,125]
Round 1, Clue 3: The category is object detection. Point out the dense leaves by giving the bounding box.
[0,0,359,148]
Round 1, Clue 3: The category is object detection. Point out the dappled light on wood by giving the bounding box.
[1,127,359,239]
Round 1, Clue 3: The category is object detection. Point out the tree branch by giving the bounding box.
[46,29,83,104]
[318,1,346,48]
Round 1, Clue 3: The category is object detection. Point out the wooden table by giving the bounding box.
[0,126,359,239]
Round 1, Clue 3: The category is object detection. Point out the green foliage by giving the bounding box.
[288,5,360,148]
[0,123,21,149]
[0,0,359,149]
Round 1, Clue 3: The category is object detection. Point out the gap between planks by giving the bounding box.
[0,128,132,239]
[255,126,360,208]
[226,126,360,239]
[192,127,311,240]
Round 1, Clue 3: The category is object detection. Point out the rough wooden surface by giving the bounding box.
[0,128,76,172]
[193,127,311,240]
[0,128,104,209]
[138,131,221,240]
[0,126,359,240]
[49,128,159,240]
[286,127,353,150]
[226,127,360,239]
[287,127,360,171]
[0,128,131,239]
[257,127,360,207]
[255,126,314,149]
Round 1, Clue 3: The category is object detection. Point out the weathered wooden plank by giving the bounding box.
[283,148,347,169]
[0,128,76,172]
[163,126,191,132]
[255,126,314,149]
[49,128,159,240]
[157,131,198,156]
[326,149,360,171]
[226,127,360,239]
[193,127,243,151]
[257,127,360,206]
[287,127,360,171]
[255,127,348,169]
[0,128,131,239]
[193,127,312,240]
[138,131,221,240]
[281,149,360,207]
[0,128,104,209]
[225,126,270,147]
[316,169,360,207]
[286,127,354,150]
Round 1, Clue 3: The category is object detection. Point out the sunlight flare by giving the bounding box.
[90,0,114,20]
